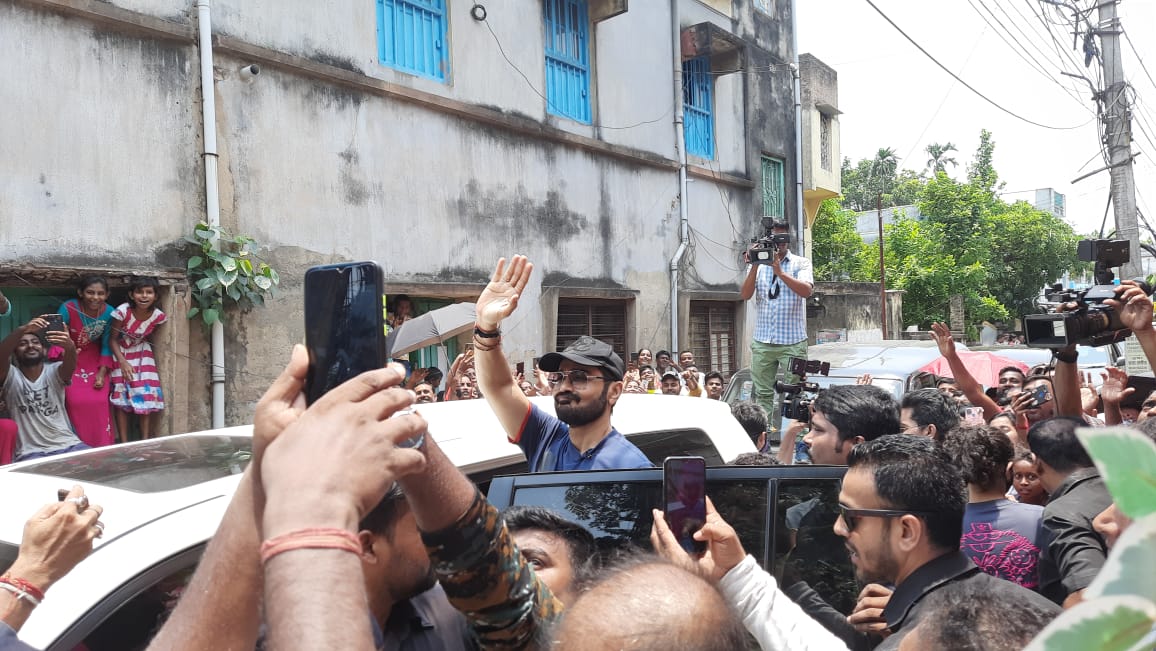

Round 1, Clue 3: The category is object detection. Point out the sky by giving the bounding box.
[796,0,1156,240]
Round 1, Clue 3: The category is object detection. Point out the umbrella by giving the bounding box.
[387,302,477,358]
[917,351,1030,388]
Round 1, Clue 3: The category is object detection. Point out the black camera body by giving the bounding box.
[774,357,829,423]
[1024,239,1151,348]
[748,217,790,266]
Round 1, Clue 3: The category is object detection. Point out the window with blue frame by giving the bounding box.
[377,0,449,81]
[683,56,714,159]
[543,0,591,123]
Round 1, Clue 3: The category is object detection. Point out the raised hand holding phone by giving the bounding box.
[662,456,707,554]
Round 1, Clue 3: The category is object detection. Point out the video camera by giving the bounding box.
[748,217,791,266]
[1024,239,1153,348]
[774,357,830,422]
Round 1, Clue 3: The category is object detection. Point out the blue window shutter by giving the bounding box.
[377,0,448,81]
[544,0,591,123]
[683,56,714,159]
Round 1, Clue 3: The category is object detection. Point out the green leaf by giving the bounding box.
[203,308,220,325]
[1077,427,1156,519]
[268,268,280,285]
[221,256,237,272]
[219,269,239,286]
[187,255,203,270]
[239,258,254,275]
[1085,514,1156,600]
[186,307,200,319]
[195,277,217,291]
[227,284,241,301]
[195,227,214,240]
[254,275,273,290]
[1023,596,1156,651]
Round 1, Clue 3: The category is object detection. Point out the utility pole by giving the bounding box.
[1097,0,1141,278]
[877,193,888,340]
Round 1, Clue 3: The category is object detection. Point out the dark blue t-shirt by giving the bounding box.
[515,404,652,472]
[960,498,1045,591]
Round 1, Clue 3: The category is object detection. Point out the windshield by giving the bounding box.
[13,436,251,493]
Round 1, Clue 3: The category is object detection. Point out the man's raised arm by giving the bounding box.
[930,322,1001,419]
[473,256,535,440]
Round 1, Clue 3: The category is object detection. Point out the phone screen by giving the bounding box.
[304,262,386,405]
[663,456,707,554]
[963,406,984,426]
[1032,384,1050,407]
[516,361,525,375]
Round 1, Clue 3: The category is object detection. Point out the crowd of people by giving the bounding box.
[1,250,1153,651]
[0,278,167,464]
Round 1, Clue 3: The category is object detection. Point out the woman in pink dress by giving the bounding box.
[109,278,167,441]
[56,276,116,447]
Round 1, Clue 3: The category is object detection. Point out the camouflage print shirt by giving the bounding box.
[422,491,564,650]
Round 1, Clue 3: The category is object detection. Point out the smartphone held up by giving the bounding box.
[303,261,388,405]
[663,456,707,554]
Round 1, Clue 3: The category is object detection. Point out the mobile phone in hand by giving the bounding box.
[303,261,387,405]
[663,456,707,554]
[42,314,65,334]
[1031,384,1050,407]
[516,361,525,375]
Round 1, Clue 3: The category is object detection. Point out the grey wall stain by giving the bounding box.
[452,180,588,250]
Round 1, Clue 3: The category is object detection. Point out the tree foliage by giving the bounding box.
[817,130,1081,332]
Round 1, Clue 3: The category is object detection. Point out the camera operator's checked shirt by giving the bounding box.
[752,253,813,345]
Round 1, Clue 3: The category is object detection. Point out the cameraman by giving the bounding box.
[1052,281,1156,421]
[739,220,814,423]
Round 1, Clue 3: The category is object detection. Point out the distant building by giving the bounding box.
[1034,188,1067,218]
[854,205,922,244]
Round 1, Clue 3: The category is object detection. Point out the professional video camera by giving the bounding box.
[774,357,830,422]
[748,217,791,266]
[1024,239,1153,348]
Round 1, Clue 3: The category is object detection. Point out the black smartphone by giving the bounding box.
[532,356,541,369]
[304,261,387,405]
[629,352,639,365]
[516,361,525,375]
[663,456,707,554]
[43,314,65,334]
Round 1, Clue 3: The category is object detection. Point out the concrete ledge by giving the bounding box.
[14,0,193,41]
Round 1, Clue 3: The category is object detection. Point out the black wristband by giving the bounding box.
[473,325,501,339]
[1053,350,1078,364]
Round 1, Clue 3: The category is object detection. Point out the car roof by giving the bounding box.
[805,340,968,378]
[0,395,753,545]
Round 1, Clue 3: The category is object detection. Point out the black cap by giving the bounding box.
[539,336,625,382]
[661,369,681,381]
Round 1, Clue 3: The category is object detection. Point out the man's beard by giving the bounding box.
[16,351,43,368]
[555,386,609,427]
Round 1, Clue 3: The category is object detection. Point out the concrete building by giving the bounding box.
[798,53,840,260]
[1,0,804,431]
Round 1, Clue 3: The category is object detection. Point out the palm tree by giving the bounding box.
[925,142,958,175]
[872,147,898,196]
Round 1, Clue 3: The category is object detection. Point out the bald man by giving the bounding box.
[549,557,748,650]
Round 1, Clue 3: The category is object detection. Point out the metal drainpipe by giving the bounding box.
[196,0,226,429]
[669,0,690,354]
[791,0,805,252]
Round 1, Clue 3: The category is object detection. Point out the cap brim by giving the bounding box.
[539,352,621,380]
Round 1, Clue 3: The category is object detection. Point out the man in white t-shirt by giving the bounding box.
[0,316,85,462]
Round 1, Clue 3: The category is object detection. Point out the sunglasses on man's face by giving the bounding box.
[547,369,608,390]
[837,504,935,533]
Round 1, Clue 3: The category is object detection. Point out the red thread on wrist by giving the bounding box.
[260,528,361,564]
[0,576,45,602]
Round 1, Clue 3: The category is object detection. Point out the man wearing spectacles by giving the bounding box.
[739,220,813,425]
[835,436,1058,649]
[471,256,650,472]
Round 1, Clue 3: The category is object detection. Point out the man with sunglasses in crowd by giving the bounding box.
[472,256,651,472]
[740,219,813,423]
[836,435,1058,650]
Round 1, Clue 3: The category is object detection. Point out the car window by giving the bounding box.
[774,479,857,616]
[15,437,251,493]
[51,546,204,651]
[510,479,769,561]
[0,542,17,575]
[628,429,725,466]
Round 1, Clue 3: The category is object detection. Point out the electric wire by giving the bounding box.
[862,0,1091,130]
